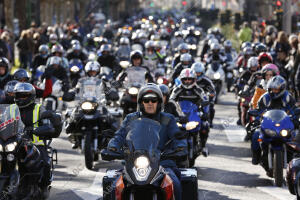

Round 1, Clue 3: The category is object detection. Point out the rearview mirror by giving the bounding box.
[100,149,124,161]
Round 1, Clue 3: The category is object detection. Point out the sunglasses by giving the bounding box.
[142,98,158,103]
[182,78,194,81]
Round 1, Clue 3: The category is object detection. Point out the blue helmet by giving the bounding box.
[267,75,286,99]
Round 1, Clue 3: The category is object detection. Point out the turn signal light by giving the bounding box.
[161,174,174,200]
[115,175,125,200]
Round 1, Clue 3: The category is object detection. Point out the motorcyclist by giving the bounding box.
[236,47,253,69]
[97,44,121,78]
[66,61,118,149]
[191,62,216,127]
[47,33,58,50]
[205,43,227,64]
[236,57,259,125]
[115,37,131,61]
[31,44,49,77]
[85,33,98,52]
[107,83,185,200]
[171,53,193,84]
[14,82,62,197]
[170,68,210,156]
[0,57,13,90]
[13,68,52,98]
[171,31,184,51]
[172,43,189,68]
[42,56,70,93]
[2,80,18,104]
[258,52,273,68]
[144,40,164,72]
[251,75,296,165]
[66,43,88,63]
[223,40,237,62]
[117,50,154,84]
[159,84,185,120]
[47,44,69,70]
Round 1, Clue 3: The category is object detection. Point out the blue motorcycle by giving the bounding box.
[178,100,209,167]
[250,109,296,186]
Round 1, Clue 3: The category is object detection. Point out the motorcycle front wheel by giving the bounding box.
[84,132,94,170]
[273,150,284,187]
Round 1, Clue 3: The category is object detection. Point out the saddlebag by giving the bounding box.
[103,169,121,200]
[179,168,198,200]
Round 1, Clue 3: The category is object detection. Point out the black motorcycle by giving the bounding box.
[0,105,23,199]
[69,77,115,169]
[101,118,194,200]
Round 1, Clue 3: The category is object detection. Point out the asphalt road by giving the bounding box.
[49,92,296,200]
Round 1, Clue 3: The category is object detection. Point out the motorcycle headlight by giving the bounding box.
[128,87,139,95]
[133,156,151,181]
[70,65,80,73]
[186,121,199,131]
[195,31,200,36]
[81,102,94,110]
[0,144,3,152]
[5,142,17,152]
[134,156,149,169]
[191,44,197,49]
[7,154,14,161]
[280,129,289,137]
[214,73,221,79]
[157,78,164,85]
[264,129,277,137]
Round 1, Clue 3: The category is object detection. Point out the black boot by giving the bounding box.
[251,149,261,165]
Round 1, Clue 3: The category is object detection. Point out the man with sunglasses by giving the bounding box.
[107,83,186,200]
[170,68,210,156]
[13,82,62,198]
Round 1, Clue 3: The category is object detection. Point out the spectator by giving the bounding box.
[238,22,253,44]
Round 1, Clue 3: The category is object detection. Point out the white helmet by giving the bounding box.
[179,68,196,89]
[49,33,58,43]
[85,61,100,76]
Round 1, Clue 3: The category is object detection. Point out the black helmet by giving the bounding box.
[255,43,267,55]
[137,83,163,115]
[267,75,286,99]
[130,50,143,65]
[14,82,36,108]
[159,84,169,98]
[4,80,18,103]
[0,57,9,77]
[13,69,30,82]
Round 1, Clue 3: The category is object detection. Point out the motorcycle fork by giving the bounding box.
[93,127,98,152]
[268,144,287,169]
[188,135,193,159]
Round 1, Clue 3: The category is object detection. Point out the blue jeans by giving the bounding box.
[251,130,260,151]
[165,168,182,200]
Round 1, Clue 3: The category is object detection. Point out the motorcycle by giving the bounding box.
[205,62,225,103]
[185,36,198,57]
[101,118,195,200]
[177,100,209,167]
[40,77,64,112]
[70,77,115,169]
[0,105,23,199]
[69,59,84,88]
[249,109,298,186]
[120,67,146,118]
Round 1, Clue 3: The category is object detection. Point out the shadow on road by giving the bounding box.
[197,167,272,187]
[198,188,240,200]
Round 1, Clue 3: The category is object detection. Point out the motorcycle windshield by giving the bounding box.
[125,67,146,88]
[211,62,220,71]
[263,110,287,122]
[69,59,83,69]
[0,104,24,141]
[126,118,161,154]
[100,66,112,76]
[79,77,104,101]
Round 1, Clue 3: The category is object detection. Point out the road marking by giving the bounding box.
[257,186,295,200]
[72,168,106,200]
[214,117,246,143]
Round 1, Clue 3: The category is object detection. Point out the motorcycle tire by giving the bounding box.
[84,132,94,170]
[273,150,284,187]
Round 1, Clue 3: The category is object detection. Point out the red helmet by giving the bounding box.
[258,52,273,65]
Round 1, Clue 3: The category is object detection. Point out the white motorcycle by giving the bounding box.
[205,61,225,103]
